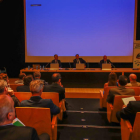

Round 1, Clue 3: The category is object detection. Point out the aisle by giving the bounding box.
[57,98,121,140]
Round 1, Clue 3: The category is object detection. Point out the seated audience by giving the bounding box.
[16,75,33,92]
[34,71,48,85]
[15,73,26,84]
[73,54,86,68]
[126,73,140,87]
[51,54,62,68]
[0,95,50,140]
[107,75,135,105]
[100,55,114,68]
[104,72,118,89]
[0,79,20,107]
[116,100,140,127]
[21,80,60,118]
[43,73,65,102]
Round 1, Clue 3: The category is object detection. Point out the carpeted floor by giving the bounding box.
[57,98,121,140]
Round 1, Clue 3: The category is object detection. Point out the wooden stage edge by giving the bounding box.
[65,88,102,98]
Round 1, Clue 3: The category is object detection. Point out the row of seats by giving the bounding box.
[13,92,66,140]
[100,86,140,140]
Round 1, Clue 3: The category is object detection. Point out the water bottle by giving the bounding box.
[36,66,38,70]
[28,66,30,70]
[40,66,41,70]
[43,65,44,70]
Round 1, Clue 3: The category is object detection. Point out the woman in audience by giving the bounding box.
[104,72,118,88]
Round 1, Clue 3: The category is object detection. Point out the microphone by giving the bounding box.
[46,62,50,68]
[109,62,115,68]
[69,62,71,68]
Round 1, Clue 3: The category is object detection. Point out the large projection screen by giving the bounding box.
[25,0,137,62]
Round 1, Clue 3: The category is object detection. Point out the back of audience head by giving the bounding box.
[1,74,9,84]
[24,75,33,86]
[52,73,61,83]
[0,95,15,125]
[108,72,117,86]
[129,74,137,82]
[0,79,8,95]
[34,71,41,79]
[30,80,44,95]
[19,73,26,80]
[118,75,128,86]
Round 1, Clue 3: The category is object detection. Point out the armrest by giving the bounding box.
[59,101,62,108]
[62,99,66,111]
[109,103,113,110]
[121,119,133,140]
[100,90,103,108]
[51,115,57,140]
[107,102,113,123]
[52,115,57,125]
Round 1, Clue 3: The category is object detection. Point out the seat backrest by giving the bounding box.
[103,86,117,108]
[132,112,140,140]
[112,96,140,122]
[14,92,32,102]
[16,107,52,137]
[126,87,140,96]
[10,84,23,92]
[41,92,59,107]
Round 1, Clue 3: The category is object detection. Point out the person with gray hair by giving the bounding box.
[0,80,20,107]
[126,73,140,87]
[0,95,50,140]
[20,80,60,119]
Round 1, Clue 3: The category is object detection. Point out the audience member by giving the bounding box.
[73,54,86,68]
[15,73,26,84]
[104,72,118,88]
[51,54,62,68]
[0,95,50,140]
[0,80,20,107]
[20,80,60,118]
[126,73,140,87]
[107,75,135,104]
[43,73,65,102]
[34,71,48,85]
[16,75,33,92]
[116,100,140,127]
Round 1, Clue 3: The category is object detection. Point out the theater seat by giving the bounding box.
[10,84,23,92]
[107,96,140,123]
[16,107,57,140]
[121,112,140,140]
[100,86,117,108]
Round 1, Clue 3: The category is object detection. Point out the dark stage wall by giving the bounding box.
[0,0,139,78]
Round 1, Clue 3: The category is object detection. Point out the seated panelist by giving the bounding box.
[100,55,114,68]
[73,54,86,68]
[51,54,62,68]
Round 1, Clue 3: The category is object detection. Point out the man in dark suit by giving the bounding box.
[21,80,60,118]
[0,95,50,140]
[116,100,140,127]
[43,73,65,102]
[51,54,62,67]
[0,79,20,107]
[100,55,114,68]
[16,75,33,92]
[107,75,135,105]
[34,71,48,85]
[73,54,86,68]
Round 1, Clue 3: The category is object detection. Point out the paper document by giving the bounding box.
[122,96,136,106]
[12,118,25,126]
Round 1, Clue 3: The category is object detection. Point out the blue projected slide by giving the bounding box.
[26,0,135,56]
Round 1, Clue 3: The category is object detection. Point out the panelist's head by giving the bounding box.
[0,95,15,126]
[52,73,61,83]
[54,54,58,60]
[19,73,26,80]
[75,54,79,59]
[30,80,44,96]
[34,71,41,79]
[103,55,107,61]
[0,79,8,95]
[129,74,137,82]
[118,75,128,86]
[24,75,33,86]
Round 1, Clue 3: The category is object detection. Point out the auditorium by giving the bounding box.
[0,0,140,140]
